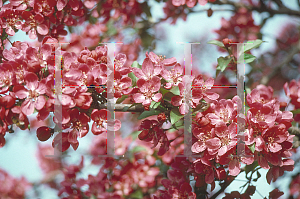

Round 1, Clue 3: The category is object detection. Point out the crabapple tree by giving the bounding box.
[0,0,300,199]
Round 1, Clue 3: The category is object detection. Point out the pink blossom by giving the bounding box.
[13,73,47,116]
[133,58,162,81]
[133,76,162,106]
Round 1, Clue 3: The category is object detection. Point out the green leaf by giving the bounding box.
[116,95,128,104]
[137,109,162,120]
[207,40,225,48]
[216,56,232,77]
[150,101,161,109]
[291,109,300,114]
[129,130,142,140]
[128,72,137,87]
[170,86,180,95]
[131,146,147,153]
[243,39,263,52]
[238,53,256,64]
[245,161,259,176]
[170,108,184,125]
[131,61,141,69]
[129,190,143,199]
[248,143,255,153]
[160,87,170,96]
[141,2,152,18]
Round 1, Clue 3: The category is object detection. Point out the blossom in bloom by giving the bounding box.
[13,73,47,116]
[206,99,236,126]
[161,63,183,89]
[65,109,90,147]
[218,144,254,176]
[21,11,49,39]
[146,51,177,68]
[133,58,162,81]
[91,109,121,135]
[133,76,162,106]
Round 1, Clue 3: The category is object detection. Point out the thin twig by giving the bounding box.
[260,40,300,85]
[98,103,144,112]
[210,0,300,17]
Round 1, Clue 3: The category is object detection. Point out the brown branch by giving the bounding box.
[289,126,300,136]
[210,167,246,199]
[98,104,145,112]
[210,0,300,17]
[260,40,300,85]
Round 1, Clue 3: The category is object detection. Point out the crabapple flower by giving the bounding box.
[246,84,275,108]
[133,76,162,106]
[218,144,254,176]
[192,74,219,101]
[133,58,162,81]
[0,9,23,36]
[91,109,121,135]
[161,63,183,89]
[65,109,90,145]
[21,11,49,39]
[13,73,47,116]
[146,52,176,67]
[206,99,236,126]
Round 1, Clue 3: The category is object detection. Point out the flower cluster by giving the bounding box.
[171,0,216,8]
[284,79,300,123]
[215,7,260,44]
[0,168,30,198]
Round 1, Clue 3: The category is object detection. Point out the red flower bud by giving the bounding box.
[144,105,150,111]
[36,126,53,141]
[207,8,213,17]
[222,38,233,48]
[157,112,166,122]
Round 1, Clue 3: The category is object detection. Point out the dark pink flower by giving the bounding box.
[133,58,162,81]
[22,11,49,40]
[161,63,183,89]
[13,73,47,116]
[91,109,121,135]
[133,76,162,106]
[146,52,177,67]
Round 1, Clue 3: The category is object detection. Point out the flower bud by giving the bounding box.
[207,8,213,17]
[144,105,150,111]
[157,112,166,122]
[36,126,53,141]
[222,38,233,48]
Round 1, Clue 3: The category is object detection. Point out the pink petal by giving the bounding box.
[133,68,145,79]
[152,93,162,102]
[205,92,219,100]
[35,95,46,110]
[28,28,37,40]
[25,73,39,90]
[21,99,35,116]
[191,141,206,153]
[68,129,78,143]
[163,57,177,66]
[57,0,68,11]
[142,58,154,78]
[13,85,29,99]
[37,24,49,35]
[171,96,182,106]
[133,93,145,103]
[229,159,240,176]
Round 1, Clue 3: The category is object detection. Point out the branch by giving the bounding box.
[211,0,300,17]
[260,40,300,85]
[289,126,300,136]
[208,167,246,199]
[98,103,145,112]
